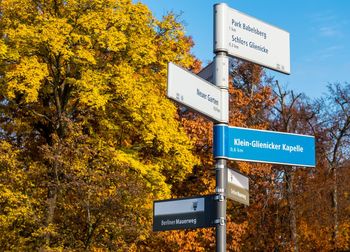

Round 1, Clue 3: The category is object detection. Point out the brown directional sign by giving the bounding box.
[227,168,249,205]
[153,195,216,231]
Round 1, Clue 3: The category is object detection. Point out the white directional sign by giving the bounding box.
[214,3,290,74]
[227,168,249,205]
[167,62,228,123]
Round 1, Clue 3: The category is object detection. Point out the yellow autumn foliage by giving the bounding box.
[0,0,198,250]
[6,56,49,102]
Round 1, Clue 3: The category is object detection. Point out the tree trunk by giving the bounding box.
[45,190,58,247]
[331,167,338,249]
[43,143,61,249]
[286,170,299,252]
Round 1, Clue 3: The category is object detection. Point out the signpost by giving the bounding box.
[156,2,313,252]
[214,125,316,167]
[167,62,228,123]
[227,168,249,205]
[214,3,290,74]
[153,195,216,231]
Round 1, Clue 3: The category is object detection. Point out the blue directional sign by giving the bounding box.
[214,125,316,167]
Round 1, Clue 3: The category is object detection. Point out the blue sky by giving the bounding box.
[138,0,350,99]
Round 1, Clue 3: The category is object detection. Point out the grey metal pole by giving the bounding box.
[213,53,229,252]
[214,4,229,251]
[215,158,227,252]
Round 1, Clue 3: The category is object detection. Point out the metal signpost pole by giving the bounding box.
[214,4,229,251]
[163,3,294,251]
[214,157,227,252]
[213,53,229,252]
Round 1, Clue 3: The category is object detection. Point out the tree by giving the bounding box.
[268,81,350,251]
[271,83,301,251]
[0,0,198,249]
[317,82,350,250]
